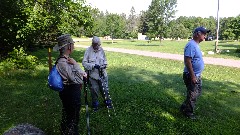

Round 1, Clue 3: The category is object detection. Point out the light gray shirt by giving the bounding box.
[82,46,107,80]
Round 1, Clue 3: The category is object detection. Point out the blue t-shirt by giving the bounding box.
[183,40,204,76]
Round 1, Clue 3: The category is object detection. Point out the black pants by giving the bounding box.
[59,84,81,135]
[181,72,202,115]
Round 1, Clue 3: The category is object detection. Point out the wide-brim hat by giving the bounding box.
[53,34,75,51]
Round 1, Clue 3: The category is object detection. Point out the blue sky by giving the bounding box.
[86,0,240,18]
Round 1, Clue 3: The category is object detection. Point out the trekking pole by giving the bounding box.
[84,73,90,135]
[98,68,116,117]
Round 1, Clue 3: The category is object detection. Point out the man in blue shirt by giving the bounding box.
[180,27,210,119]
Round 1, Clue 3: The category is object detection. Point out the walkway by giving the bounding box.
[75,45,240,68]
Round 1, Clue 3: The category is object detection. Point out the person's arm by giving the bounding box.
[101,49,108,68]
[184,56,197,84]
[68,58,87,78]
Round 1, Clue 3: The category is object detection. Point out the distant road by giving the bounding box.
[75,44,240,68]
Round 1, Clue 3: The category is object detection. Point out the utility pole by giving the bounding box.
[215,0,220,53]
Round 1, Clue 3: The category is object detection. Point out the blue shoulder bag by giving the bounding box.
[48,58,64,92]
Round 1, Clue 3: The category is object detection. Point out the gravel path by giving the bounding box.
[75,45,240,68]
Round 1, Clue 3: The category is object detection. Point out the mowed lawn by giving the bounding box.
[76,38,240,60]
[0,47,240,135]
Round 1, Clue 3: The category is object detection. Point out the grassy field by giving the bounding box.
[0,47,240,135]
[76,39,240,60]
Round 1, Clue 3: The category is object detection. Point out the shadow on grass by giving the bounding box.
[135,44,160,46]
[1,49,240,134]
[102,41,118,44]
[218,44,240,48]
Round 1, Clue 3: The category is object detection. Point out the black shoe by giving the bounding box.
[92,101,99,111]
[180,104,186,112]
[187,114,196,120]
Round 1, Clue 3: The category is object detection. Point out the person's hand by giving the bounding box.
[191,76,197,84]
[94,64,100,69]
[67,58,77,65]
[82,72,87,78]
[100,64,107,69]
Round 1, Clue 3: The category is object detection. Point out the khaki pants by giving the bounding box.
[89,76,110,103]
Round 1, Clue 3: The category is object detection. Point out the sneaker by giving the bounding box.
[92,101,99,111]
[104,99,113,108]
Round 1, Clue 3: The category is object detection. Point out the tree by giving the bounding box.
[220,17,235,40]
[86,8,106,37]
[105,13,126,43]
[0,0,28,58]
[126,6,138,39]
[138,11,149,35]
[0,0,93,58]
[230,15,240,40]
[145,0,177,42]
[171,23,189,40]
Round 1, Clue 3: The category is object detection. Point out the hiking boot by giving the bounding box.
[92,101,99,111]
[185,113,196,120]
[180,105,185,113]
[104,99,113,108]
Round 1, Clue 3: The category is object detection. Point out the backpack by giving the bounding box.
[48,58,64,92]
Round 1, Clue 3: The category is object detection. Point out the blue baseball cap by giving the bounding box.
[193,27,210,34]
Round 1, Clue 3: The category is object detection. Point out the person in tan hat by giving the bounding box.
[82,36,112,111]
[54,34,87,135]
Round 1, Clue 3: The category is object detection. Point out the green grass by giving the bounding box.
[77,39,240,60]
[0,48,240,135]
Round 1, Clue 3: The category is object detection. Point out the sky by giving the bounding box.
[86,0,240,18]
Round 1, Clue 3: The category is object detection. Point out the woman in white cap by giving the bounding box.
[53,34,87,135]
[82,36,112,111]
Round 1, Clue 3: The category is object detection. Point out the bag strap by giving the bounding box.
[55,56,68,65]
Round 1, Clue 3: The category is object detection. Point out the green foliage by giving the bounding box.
[236,48,240,53]
[220,16,240,40]
[88,9,108,37]
[170,23,189,39]
[105,13,127,39]
[0,47,38,70]
[0,0,28,58]
[229,15,240,40]
[126,7,139,39]
[1,0,93,58]
[138,11,149,34]
[145,0,177,38]
[89,8,138,39]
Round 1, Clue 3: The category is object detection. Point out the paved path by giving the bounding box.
[75,45,240,68]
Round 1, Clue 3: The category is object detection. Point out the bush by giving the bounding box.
[0,46,38,70]
[236,48,240,53]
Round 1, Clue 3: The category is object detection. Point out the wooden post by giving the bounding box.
[48,48,52,72]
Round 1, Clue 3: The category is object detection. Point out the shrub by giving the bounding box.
[0,46,38,70]
[236,48,240,53]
